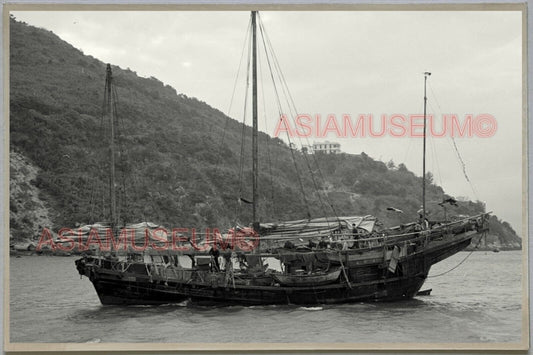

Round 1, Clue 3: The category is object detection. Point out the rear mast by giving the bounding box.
[252,11,259,232]
[422,71,431,225]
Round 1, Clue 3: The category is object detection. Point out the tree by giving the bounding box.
[425,171,434,184]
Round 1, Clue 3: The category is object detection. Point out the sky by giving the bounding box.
[9,9,523,232]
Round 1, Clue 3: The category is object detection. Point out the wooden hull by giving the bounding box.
[81,264,426,306]
[75,229,479,306]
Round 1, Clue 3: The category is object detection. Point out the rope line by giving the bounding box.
[258,14,338,222]
[233,16,253,227]
[257,16,312,218]
[258,48,277,215]
[427,233,484,278]
[220,16,252,149]
[259,22,339,221]
[427,80,480,201]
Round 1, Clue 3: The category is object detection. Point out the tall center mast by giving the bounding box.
[252,11,259,229]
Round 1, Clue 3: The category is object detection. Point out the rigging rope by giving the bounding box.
[94,70,112,222]
[220,16,252,149]
[112,84,127,226]
[451,137,480,201]
[428,80,480,201]
[234,20,253,226]
[89,65,140,226]
[258,50,277,213]
[258,15,339,222]
[257,16,312,219]
[426,101,444,188]
[427,233,485,278]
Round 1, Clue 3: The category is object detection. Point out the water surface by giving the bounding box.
[9,251,523,344]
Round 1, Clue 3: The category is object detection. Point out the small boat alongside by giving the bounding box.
[416,289,432,296]
[273,269,342,287]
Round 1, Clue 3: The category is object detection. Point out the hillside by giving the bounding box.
[8,17,521,250]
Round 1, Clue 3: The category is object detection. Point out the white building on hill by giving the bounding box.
[306,141,341,154]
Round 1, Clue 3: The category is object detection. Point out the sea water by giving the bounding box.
[8,251,524,344]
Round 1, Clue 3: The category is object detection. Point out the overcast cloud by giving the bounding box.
[10,10,523,232]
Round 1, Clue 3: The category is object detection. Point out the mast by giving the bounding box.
[105,64,117,231]
[422,71,431,225]
[251,11,259,230]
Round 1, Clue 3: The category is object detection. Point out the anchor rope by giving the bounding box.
[427,233,485,278]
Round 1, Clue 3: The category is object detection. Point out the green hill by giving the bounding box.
[8,17,521,250]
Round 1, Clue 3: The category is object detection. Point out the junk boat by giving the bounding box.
[75,11,490,305]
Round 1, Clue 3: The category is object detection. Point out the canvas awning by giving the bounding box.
[258,215,376,240]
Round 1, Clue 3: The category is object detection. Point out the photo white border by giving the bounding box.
[1,1,529,353]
